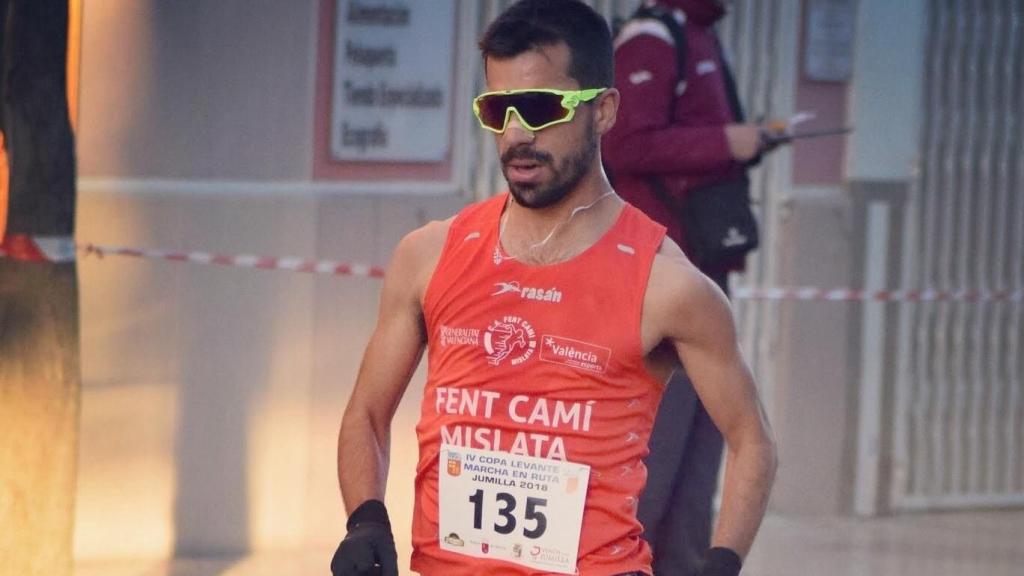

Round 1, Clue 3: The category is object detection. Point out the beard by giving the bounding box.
[501,118,598,210]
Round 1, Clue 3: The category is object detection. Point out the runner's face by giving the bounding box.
[485,43,599,209]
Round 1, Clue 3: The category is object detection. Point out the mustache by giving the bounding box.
[500,145,553,167]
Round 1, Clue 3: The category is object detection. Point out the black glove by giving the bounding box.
[330,499,398,576]
[699,547,742,576]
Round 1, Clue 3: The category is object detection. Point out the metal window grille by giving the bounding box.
[892,0,1024,510]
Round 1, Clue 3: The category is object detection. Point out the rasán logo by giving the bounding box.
[492,281,563,303]
[540,335,611,373]
[484,315,537,366]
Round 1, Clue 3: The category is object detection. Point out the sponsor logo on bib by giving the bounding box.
[446,451,462,476]
[440,325,480,347]
[540,335,611,373]
[492,281,563,304]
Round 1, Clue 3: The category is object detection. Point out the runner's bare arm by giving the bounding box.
[645,244,778,560]
[337,220,449,514]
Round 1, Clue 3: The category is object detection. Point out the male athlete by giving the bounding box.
[331,1,776,575]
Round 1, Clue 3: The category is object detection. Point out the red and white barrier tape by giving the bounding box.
[731,286,1023,303]
[3,237,1021,302]
[0,234,77,263]
[80,243,386,279]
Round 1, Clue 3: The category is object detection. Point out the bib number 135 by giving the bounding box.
[469,489,548,539]
[439,446,589,574]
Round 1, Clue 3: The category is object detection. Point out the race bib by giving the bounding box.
[438,445,590,574]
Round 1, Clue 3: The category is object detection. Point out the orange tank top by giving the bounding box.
[411,193,667,575]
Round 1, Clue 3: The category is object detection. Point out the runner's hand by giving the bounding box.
[699,547,742,576]
[331,500,398,576]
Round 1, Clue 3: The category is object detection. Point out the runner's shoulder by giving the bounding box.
[389,217,453,295]
[397,217,452,261]
[648,237,724,313]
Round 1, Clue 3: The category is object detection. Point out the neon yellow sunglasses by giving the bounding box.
[472,88,607,133]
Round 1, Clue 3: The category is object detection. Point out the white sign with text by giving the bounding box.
[331,1,455,161]
[803,0,856,82]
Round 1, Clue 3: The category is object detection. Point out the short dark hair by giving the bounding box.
[479,0,613,88]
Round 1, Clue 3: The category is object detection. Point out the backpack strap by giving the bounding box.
[627,4,688,84]
[715,33,746,122]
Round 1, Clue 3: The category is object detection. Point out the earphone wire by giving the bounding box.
[496,189,615,263]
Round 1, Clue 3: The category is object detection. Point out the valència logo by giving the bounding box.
[539,334,611,373]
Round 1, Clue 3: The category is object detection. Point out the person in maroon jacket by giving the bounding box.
[602,1,783,574]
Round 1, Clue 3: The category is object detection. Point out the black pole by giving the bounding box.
[0,0,80,574]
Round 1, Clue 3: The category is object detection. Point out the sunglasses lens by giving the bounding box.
[509,92,569,128]
[477,94,513,130]
[477,92,569,131]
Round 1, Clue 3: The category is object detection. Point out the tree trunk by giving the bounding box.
[0,1,80,575]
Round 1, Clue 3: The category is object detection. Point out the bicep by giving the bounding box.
[344,236,430,428]
[347,309,424,430]
[667,276,763,440]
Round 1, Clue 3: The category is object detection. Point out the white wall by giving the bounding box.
[74,0,465,562]
[78,0,316,179]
